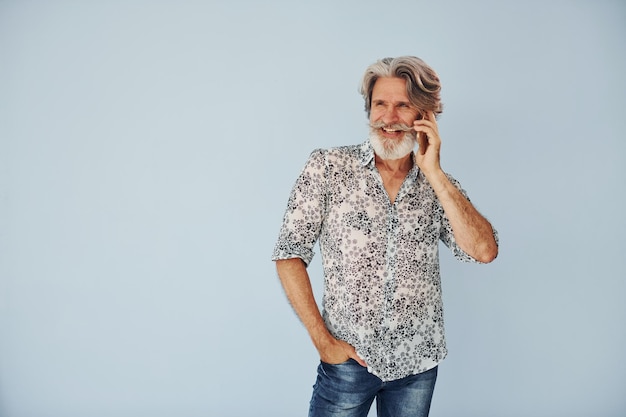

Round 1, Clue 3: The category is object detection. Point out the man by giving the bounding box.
[272,56,498,417]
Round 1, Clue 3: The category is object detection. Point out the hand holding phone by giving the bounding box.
[413,110,442,174]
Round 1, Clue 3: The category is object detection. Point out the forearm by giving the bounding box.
[427,170,498,263]
[275,258,334,351]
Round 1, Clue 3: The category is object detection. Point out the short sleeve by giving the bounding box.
[271,149,328,266]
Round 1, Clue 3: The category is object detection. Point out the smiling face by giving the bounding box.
[369,77,422,160]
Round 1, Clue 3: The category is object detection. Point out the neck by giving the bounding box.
[374,152,413,173]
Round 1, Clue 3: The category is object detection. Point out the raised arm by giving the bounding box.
[413,111,498,263]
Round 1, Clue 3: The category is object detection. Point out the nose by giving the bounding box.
[381,106,399,124]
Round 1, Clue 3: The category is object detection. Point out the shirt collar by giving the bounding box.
[359,140,376,168]
[360,139,421,177]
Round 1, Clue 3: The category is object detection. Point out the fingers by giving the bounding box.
[413,111,438,133]
[350,351,368,367]
[413,111,440,147]
[320,339,367,367]
[423,110,437,122]
[340,340,367,367]
[413,110,442,173]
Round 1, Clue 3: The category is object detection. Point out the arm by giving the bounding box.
[414,111,498,263]
[426,171,498,263]
[275,258,367,366]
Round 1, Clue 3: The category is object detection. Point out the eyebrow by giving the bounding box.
[372,99,414,108]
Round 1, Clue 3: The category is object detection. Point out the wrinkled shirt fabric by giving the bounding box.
[272,140,497,382]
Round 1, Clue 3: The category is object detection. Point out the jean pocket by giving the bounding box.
[317,359,371,389]
[320,358,353,367]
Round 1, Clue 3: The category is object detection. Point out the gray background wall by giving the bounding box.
[1,1,624,416]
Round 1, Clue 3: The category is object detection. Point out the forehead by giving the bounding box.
[371,77,409,101]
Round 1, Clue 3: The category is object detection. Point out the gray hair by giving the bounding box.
[359,56,443,117]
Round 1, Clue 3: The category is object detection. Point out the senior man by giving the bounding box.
[272,56,498,417]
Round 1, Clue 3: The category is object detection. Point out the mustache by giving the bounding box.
[369,121,414,132]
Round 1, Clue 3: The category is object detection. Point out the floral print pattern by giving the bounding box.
[272,140,496,382]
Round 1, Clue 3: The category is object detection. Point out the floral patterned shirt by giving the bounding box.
[272,140,497,382]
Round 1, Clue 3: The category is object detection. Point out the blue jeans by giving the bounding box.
[309,359,437,417]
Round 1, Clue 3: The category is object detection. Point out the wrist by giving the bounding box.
[309,323,335,351]
[421,165,445,183]
[425,169,454,195]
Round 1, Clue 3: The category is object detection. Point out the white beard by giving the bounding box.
[369,130,416,160]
